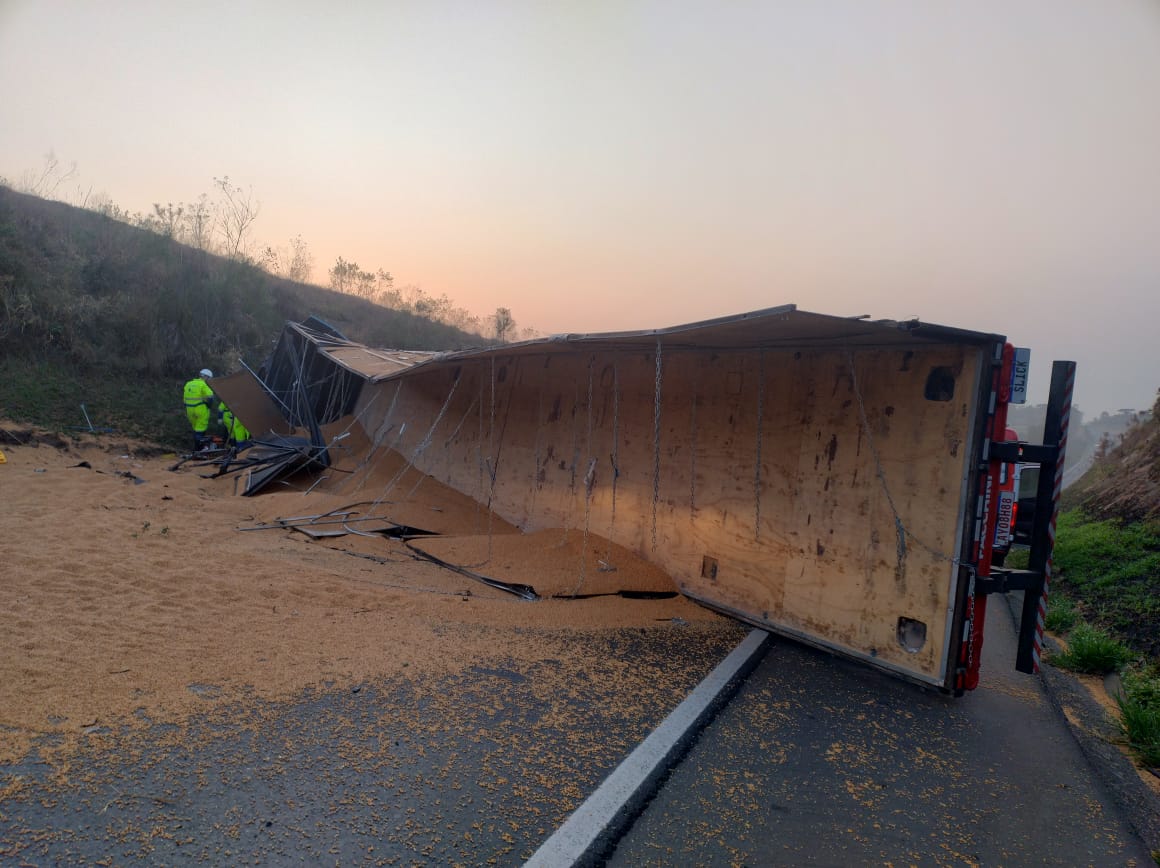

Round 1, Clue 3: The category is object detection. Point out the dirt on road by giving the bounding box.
[0,426,728,772]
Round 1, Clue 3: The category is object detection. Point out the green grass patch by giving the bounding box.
[0,355,189,448]
[1118,697,1160,767]
[1118,665,1160,768]
[1052,509,1160,659]
[1044,594,1078,633]
[1054,510,1160,589]
[1052,623,1133,674]
[1004,546,1029,570]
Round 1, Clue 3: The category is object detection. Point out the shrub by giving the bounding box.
[1044,595,1078,633]
[1122,664,1160,708]
[1052,623,1133,674]
[1116,666,1160,768]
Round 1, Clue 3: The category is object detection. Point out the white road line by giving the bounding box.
[524,628,772,868]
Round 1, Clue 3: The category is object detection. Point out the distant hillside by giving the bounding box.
[0,186,487,444]
[1005,402,1151,481]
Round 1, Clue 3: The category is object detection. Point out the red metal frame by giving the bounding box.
[957,343,1015,691]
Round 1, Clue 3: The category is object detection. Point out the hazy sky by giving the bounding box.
[2,1,1158,415]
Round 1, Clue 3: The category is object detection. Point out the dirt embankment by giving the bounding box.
[1065,394,1160,522]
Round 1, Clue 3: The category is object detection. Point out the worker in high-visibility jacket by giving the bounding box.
[218,401,250,448]
[183,368,216,451]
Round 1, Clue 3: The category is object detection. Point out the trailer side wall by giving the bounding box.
[354,342,984,685]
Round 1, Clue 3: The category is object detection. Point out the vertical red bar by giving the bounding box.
[960,343,1013,691]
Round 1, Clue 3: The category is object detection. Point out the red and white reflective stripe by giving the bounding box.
[959,341,1010,692]
[1032,366,1074,672]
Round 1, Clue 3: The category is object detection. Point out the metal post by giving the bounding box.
[1016,360,1076,673]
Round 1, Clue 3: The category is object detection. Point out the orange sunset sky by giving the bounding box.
[2,0,1158,414]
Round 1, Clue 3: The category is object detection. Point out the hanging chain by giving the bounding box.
[754,350,765,541]
[652,339,663,552]
[562,381,580,540]
[528,382,545,526]
[477,367,485,507]
[558,379,580,548]
[586,355,595,448]
[489,355,497,469]
[572,356,596,596]
[486,354,497,564]
[607,357,620,562]
[689,368,699,520]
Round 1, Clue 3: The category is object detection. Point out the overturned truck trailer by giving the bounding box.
[226,305,1073,696]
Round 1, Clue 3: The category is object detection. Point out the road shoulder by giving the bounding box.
[1004,593,1160,856]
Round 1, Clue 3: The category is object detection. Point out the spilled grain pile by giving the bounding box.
[0,426,728,769]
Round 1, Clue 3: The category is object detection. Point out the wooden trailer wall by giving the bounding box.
[353,333,987,686]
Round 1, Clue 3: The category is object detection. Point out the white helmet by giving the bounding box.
[199,368,214,379]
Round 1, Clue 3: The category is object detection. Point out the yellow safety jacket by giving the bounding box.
[219,403,250,444]
[183,377,214,433]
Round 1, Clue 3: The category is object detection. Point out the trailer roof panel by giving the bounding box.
[405,306,1006,377]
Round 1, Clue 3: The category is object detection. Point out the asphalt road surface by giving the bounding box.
[0,623,748,866]
[605,604,1154,866]
[2,605,1153,866]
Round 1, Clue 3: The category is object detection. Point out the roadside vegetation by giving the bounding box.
[0,186,489,448]
[1052,623,1135,674]
[3,157,530,343]
[1119,665,1160,769]
[1015,392,1160,773]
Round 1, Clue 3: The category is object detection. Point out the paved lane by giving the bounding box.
[2,602,1151,866]
[0,622,750,866]
[606,605,1153,866]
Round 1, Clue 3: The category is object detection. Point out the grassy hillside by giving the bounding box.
[1023,394,1160,770]
[1040,392,1160,654]
[1054,393,1160,648]
[0,186,486,445]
